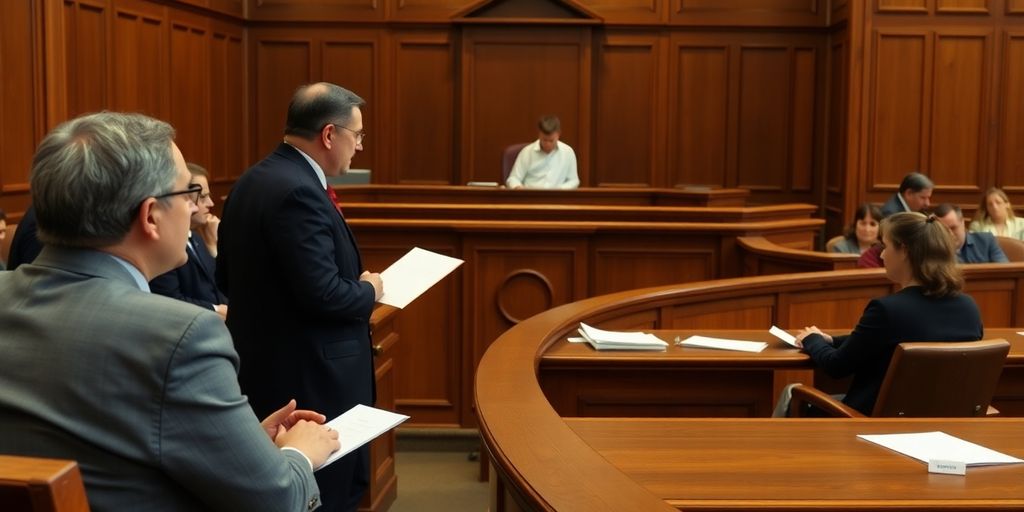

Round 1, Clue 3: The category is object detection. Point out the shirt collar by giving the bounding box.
[285,142,328,190]
[105,253,150,292]
[897,192,911,212]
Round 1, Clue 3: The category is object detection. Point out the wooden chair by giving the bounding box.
[789,339,1010,418]
[996,236,1024,262]
[500,142,529,183]
[824,235,845,252]
[0,455,89,512]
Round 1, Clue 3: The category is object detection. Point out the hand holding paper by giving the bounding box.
[317,405,410,470]
[378,247,463,309]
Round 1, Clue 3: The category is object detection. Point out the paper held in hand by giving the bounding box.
[577,322,668,351]
[316,404,410,470]
[378,247,464,309]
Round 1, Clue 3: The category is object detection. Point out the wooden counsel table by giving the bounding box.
[477,266,1024,511]
[541,328,1024,418]
[567,417,1024,511]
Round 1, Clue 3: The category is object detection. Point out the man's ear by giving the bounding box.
[321,124,334,150]
[137,197,161,241]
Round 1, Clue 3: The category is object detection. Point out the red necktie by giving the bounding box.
[326,186,343,217]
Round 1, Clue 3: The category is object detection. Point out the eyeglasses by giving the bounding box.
[154,183,203,206]
[332,124,366,144]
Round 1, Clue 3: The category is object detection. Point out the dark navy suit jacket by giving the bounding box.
[880,193,908,218]
[150,232,227,309]
[959,232,1009,264]
[217,143,375,511]
[802,286,983,415]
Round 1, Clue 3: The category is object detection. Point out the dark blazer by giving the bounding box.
[217,143,375,512]
[0,247,320,511]
[150,232,226,309]
[959,232,1009,264]
[7,204,43,270]
[802,286,983,415]
[880,193,908,218]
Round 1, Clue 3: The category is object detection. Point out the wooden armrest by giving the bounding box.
[789,385,864,418]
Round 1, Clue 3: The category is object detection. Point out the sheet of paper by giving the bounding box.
[318,404,410,470]
[677,335,767,353]
[1018,331,1024,336]
[857,431,1024,466]
[769,325,798,347]
[578,323,658,345]
[378,247,463,309]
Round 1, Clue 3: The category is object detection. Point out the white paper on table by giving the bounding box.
[857,431,1024,466]
[1018,331,1024,336]
[578,323,658,345]
[677,335,767,353]
[317,404,410,470]
[378,247,463,309]
[769,325,798,347]
[567,336,587,343]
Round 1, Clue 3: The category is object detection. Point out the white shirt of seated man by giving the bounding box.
[506,132,579,190]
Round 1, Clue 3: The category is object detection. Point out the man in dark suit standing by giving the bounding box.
[218,82,384,512]
[151,163,228,317]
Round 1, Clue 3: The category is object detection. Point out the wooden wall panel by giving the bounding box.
[936,0,990,14]
[393,31,455,184]
[998,31,1024,190]
[593,33,663,187]
[737,47,790,191]
[670,43,729,188]
[581,0,666,24]
[64,0,109,119]
[322,34,379,176]
[252,37,312,160]
[246,0,383,22]
[929,32,989,191]
[591,243,716,295]
[111,0,169,119]
[169,13,211,167]
[460,27,591,185]
[672,0,825,26]
[868,32,928,191]
[389,0,471,22]
[876,0,928,13]
[791,48,815,191]
[208,21,246,181]
[0,0,42,200]
[1010,0,1024,14]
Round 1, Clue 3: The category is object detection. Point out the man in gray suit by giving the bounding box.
[0,112,339,511]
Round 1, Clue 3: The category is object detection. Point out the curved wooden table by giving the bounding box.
[476,266,1024,511]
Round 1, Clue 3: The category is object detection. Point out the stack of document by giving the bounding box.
[577,323,668,351]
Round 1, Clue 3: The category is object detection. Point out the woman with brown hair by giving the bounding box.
[791,212,983,416]
[969,187,1024,240]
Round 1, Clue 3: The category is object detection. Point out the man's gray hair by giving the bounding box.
[899,172,933,194]
[31,112,177,248]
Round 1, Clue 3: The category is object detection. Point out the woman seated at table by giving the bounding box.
[780,212,983,417]
[968,187,1024,240]
[830,203,883,255]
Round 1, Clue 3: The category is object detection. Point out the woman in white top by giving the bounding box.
[968,187,1024,240]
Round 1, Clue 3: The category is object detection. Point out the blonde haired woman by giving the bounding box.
[969,187,1024,240]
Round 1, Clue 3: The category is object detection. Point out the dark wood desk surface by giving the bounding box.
[543,328,1024,366]
[567,417,1024,511]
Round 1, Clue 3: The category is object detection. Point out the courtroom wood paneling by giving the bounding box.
[579,0,667,24]
[667,296,775,328]
[322,31,379,176]
[936,0,990,13]
[592,32,664,187]
[825,31,850,237]
[0,0,43,197]
[208,20,246,181]
[669,42,729,188]
[389,0,472,21]
[246,0,383,22]
[966,276,1020,327]
[998,30,1024,190]
[111,0,170,119]
[169,11,212,166]
[252,35,312,161]
[671,0,826,27]
[929,31,990,192]
[459,27,591,185]
[667,32,824,201]
[63,0,109,119]
[777,285,891,328]
[591,240,716,294]
[1011,0,1024,15]
[867,30,928,192]
[876,0,929,13]
[392,30,455,184]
